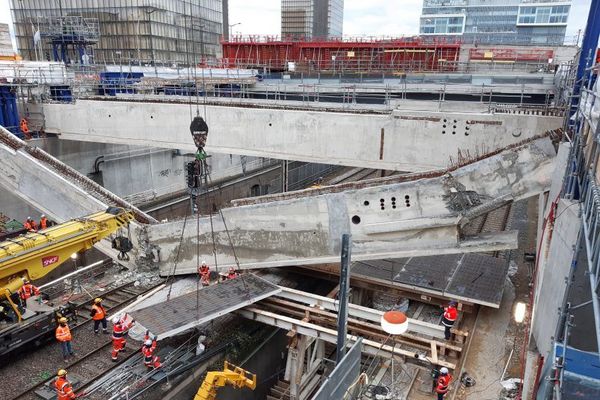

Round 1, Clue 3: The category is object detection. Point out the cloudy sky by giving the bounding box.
[0,0,593,45]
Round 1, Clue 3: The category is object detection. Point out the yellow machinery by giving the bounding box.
[194,361,257,400]
[0,206,134,321]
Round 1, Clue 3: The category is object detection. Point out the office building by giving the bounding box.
[9,0,226,64]
[420,0,571,45]
[281,0,344,39]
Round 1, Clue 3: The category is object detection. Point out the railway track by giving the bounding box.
[7,281,164,400]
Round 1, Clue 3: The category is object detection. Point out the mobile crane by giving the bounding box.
[0,206,134,357]
[194,361,257,400]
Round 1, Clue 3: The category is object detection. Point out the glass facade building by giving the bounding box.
[9,0,225,64]
[420,0,571,45]
[281,0,344,39]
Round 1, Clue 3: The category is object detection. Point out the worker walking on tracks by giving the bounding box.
[54,369,76,400]
[441,301,458,340]
[435,367,452,399]
[90,297,108,335]
[111,315,134,361]
[198,260,211,286]
[141,331,162,369]
[56,317,75,361]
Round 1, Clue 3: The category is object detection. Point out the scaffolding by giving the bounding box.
[221,35,461,73]
[34,16,100,64]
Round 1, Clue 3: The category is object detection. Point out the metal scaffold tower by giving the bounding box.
[34,16,99,64]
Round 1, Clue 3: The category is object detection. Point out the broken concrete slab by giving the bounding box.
[148,138,556,275]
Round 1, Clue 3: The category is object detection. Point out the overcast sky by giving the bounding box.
[0,0,593,45]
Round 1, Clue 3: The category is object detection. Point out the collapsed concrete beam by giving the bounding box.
[44,99,562,171]
[148,137,556,275]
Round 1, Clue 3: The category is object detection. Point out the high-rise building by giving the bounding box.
[420,0,571,45]
[281,0,344,39]
[9,0,226,64]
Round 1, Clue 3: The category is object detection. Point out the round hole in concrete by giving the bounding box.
[391,197,396,202]
[405,195,410,200]
[380,198,385,203]
[151,115,154,119]
[452,131,456,135]
[392,205,397,209]
[108,114,111,117]
[442,131,446,134]
[351,215,361,225]
[268,123,272,127]
[363,200,370,206]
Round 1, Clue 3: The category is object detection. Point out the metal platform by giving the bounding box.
[130,274,280,339]
[352,253,509,308]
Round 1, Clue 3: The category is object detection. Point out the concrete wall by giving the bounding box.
[43,99,563,172]
[531,199,580,358]
[23,138,273,204]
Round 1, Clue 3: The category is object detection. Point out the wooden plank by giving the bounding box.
[430,341,438,365]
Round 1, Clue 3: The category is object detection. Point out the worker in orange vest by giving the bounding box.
[435,367,452,399]
[198,260,210,286]
[18,278,40,302]
[141,332,162,369]
[20,118,31,139]
[54,369,76,400]
[111,315,135,361]
[56,317,75,361]
[23,217,37,232]
[227,267,238,280]
[441,301,458,340]
[39,214,48,230]
[90,297,108,335]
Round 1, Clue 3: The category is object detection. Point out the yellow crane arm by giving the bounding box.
[0,207,134,319]
[194,361,257,400]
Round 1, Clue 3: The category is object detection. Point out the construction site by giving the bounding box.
[0,1,599,400]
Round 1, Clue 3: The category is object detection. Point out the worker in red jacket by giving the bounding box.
[90,297,108,335]
[198,260,211,286]
[435,367,452,399]
[141,332,162,369]
[54,369,76,400]
[111,315,134,361]
[227,267,238,280]
[18,279,40,302]
[441,301,458,340]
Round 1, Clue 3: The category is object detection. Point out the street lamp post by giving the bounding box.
[228,22,241,40]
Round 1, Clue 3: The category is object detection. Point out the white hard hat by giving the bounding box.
[145,339,153,346]
[440,367,449,374]
[112,316,120,325]
[201,260,206,265]
[41,214,45,218]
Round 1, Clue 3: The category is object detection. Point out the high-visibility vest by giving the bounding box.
[24,221,33,231]
[20,118,29,133]
[112,323,125,340]
[56,325,72,342]
[18,283,40,300]
[91,304,105,321]
[436,374,452,394]
[40,217,48,229]
[55,376,75,399]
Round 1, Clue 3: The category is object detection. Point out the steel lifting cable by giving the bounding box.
[165,209,190,301]
[218,209,251,295]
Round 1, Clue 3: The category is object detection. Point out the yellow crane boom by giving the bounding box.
[0,207,134,320]
[194,361,257,400]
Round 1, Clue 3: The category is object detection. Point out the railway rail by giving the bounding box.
[6,281,164,400]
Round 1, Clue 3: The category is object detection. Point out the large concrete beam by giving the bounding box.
[44,99,562,172]
[148,137,556,276]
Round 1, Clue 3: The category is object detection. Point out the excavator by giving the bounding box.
[194,361,257,400]
[0,206,134,357]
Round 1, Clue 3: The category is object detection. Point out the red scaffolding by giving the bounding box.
[221,36,462,73]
